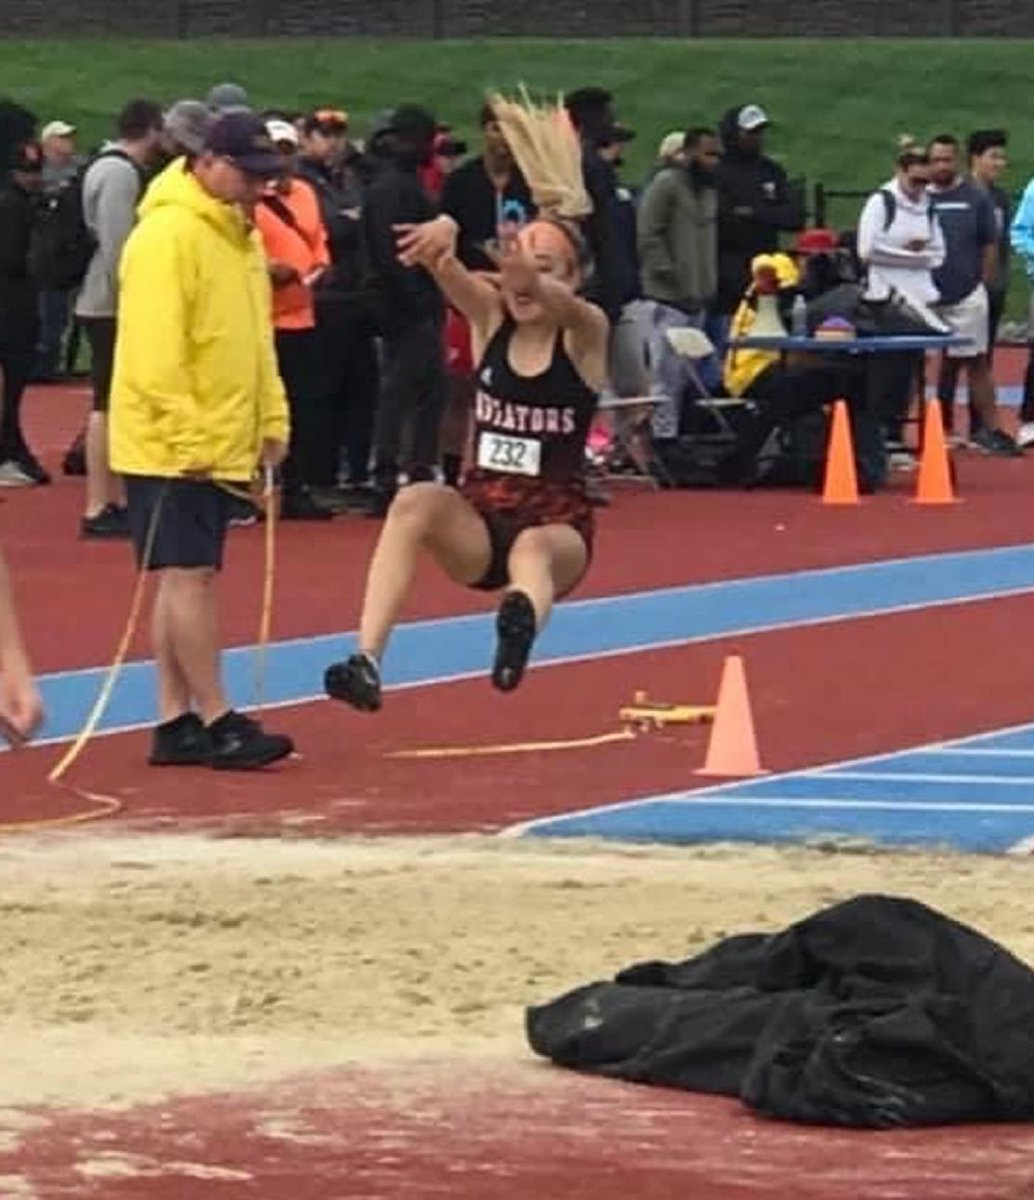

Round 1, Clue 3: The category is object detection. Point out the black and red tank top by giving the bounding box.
[468,318,598,484]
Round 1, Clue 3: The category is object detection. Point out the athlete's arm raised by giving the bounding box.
[395,215,501,338]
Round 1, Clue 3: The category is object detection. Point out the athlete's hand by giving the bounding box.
[0,666,43,748]
[395,216,458,268]
[491,230,540,297]
[261,438,288,470]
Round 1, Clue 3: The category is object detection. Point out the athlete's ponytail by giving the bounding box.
[486,87,592,221]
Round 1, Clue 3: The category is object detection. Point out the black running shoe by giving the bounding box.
[492,590,537,693]
[207,710,294,771]
[149,712,213,767]
[325,653,383,712]
[16,452,51,485]
[81,504,130,540]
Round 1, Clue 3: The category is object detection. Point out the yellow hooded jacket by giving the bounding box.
[109,160,289,482]
[722,252,800,398]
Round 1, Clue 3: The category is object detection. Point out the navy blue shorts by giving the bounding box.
[124,476,232,572]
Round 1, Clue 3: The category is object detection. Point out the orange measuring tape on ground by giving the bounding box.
[385,692,717,760]
[18,469,280,835]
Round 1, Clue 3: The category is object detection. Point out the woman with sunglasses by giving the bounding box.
[324,96,608,712]
[857,137,946,461]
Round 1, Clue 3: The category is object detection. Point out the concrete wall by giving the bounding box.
[2,0,1033,37]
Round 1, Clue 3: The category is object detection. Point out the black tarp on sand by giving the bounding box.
[526,895,1034,1127]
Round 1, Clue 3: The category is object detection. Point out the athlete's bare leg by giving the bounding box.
[326,483,492,711]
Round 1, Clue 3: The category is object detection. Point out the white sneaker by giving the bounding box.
[1017,422,1034,449]
[888,451,917,472]
[0,460,37,487]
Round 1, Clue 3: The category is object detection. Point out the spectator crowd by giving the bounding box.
[0,81,1030,539]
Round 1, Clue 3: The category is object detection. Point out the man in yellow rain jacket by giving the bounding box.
[110,111,294,770]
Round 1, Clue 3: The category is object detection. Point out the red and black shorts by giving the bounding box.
[460,471,595,594]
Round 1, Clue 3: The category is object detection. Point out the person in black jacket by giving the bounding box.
[362,104,446,517]
[297,109,380,505]
[0,106,49,487]
[440,103,535,271]
[715,104,805,319]
[563,87,639,324]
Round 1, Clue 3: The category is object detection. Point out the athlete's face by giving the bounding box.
[504,224,581,323]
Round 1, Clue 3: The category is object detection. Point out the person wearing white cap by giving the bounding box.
[40,121,79,186]
[714,103,804,324]
[34,120,84,383]
[253,117,333,520]
[656,131,689,171]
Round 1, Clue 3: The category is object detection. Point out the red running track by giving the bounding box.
[5,377,1034,1200]
[6,592,1034,834]
[8,384,1034,672]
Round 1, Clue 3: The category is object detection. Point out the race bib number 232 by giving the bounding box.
[476,432,542,477]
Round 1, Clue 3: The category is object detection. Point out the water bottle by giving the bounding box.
[791,294,808,339]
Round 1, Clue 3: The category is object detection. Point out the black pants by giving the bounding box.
[730,362,869,478]
[372,317,447,493]
[0,340,35,461]
[275,327,325,496]
[81,316,117,412]
[313,304,380,488]
[867,350,920,444]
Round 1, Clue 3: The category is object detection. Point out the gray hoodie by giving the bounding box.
[74,145,142,320]
[637,166,718,314]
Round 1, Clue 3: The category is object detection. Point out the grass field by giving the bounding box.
[2,37,1031,309]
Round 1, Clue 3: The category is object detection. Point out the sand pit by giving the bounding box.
[1,830,1033,1111]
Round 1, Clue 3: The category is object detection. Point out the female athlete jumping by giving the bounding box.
[324,95,608,712]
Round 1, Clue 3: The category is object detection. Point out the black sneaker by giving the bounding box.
[492,590,537,693]
[280,489,335,521]
[324,653,382,712]
[149,712,213,767]
[15,452,51,485]
[972,427,1024,458]
[81,504,130,540]
[207,710,294,771]
[62,435,86,477]
[227,497,262,528]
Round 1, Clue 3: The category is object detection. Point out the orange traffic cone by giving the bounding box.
[913,400,957,505]
[821,399,860,505]
[695,655,768,778]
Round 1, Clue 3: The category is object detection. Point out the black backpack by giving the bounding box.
[28,149,144,291]
[878,187,935,234]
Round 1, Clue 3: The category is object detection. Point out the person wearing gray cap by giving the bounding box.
[206,83,250,114]
[162,100,214,160]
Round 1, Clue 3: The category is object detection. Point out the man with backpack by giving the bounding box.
[73,98,164,539]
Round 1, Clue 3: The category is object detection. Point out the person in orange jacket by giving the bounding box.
[255,118,333,520]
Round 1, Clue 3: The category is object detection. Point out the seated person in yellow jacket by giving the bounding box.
[721,252,875,489]
[109,112,295,771]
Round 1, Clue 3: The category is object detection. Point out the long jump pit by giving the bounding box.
[2,829,1034,1199]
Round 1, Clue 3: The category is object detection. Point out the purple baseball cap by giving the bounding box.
[203,110,282,177]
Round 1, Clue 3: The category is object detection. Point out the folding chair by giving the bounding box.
[596,392,671,488]
[664,326,754,440]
